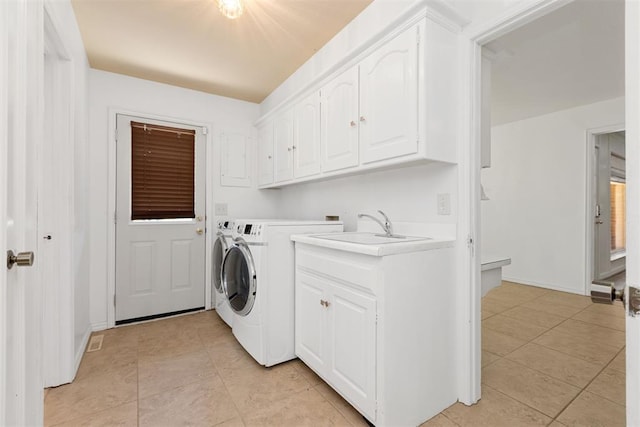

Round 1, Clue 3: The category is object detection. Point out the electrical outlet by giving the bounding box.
[215,203,228,216]
[437,193,451,215]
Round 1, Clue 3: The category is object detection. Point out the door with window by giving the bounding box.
[115,114,206,322]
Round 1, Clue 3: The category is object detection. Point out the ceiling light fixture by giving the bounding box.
[218,0,243,19]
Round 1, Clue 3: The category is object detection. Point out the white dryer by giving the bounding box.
[221,220,343,366]
[212,220,235,327]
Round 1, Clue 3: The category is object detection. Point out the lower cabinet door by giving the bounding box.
[295,271,328,373]
[328,283,377,421]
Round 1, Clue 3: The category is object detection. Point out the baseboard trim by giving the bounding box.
[73,326,92,380]
[501,276,585,295]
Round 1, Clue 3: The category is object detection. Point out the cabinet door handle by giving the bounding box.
[349,120,356,127]
[360,116,366,122]
[320,299,330,308]
[287,147,292,152]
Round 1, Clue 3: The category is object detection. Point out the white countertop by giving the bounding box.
[291,232,456,257]
[481,255,511,271]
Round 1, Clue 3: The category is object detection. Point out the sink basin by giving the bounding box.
[312,232,431,245]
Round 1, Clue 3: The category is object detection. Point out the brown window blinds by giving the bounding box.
[130,121,195,220]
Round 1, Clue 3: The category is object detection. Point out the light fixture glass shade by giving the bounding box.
[218,0,243,19]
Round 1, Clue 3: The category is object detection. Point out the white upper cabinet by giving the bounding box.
[273,109,295,183]
[360,25,419,164]
[220,129,252,187]
[321,66,360,173]
[270,93,322,184]
[294,91,322,178]
[255,12,460,189]
[257,123,274,187]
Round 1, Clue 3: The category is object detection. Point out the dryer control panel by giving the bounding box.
[217,220,235,232]
[236,222,263,237]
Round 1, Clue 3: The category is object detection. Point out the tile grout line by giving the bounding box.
[482,285,616,423]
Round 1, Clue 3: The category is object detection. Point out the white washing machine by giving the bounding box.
[212,220,235,327]
[221,219,343,366]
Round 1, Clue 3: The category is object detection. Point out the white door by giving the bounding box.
[359,24,419,164]
[273,109,295,183]
[257,123,274,186]
[321,65,359,172]
[295,271,328,373]
[1,0,43,423]
[329,282,376,421]
[115,114,206,322]
[626,2,640,423]
[220,129,251,188]
[294,91,321,178]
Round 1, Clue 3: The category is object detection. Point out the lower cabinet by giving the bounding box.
[295,271,376,420]
[293,242,457,426]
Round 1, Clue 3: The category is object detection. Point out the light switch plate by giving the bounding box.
[215,203,228,216]
[437,193,451,215]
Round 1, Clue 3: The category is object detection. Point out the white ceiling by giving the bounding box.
[486,0,624,126]
[71,0,373,103]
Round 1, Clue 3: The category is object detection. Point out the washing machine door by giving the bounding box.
[212,232,228,294]
[221,238,257,316]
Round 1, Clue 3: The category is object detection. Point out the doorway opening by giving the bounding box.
[475,0,626,423]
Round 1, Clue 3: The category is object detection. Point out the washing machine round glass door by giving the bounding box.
[221,239,257,316]
[212,232,228,294]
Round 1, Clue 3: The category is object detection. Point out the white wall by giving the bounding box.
[278,163,458,231]
[88,70,281,329]
[260,0,419,114]
[481,96,625,294]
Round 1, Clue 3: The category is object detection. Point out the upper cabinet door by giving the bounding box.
[294,91,322,178]
[321,66,359,173]
[273,109,295,183]
[257,123,274,187]
[359,25,419,164]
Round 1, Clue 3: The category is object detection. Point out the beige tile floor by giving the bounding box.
[44,281,626,426]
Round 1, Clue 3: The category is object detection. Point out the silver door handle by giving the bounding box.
[7,250,35,269]
[596,220,604,224]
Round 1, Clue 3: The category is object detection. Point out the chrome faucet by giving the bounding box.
[358,210,394,237]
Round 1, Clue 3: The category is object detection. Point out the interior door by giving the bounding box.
[115,114,206,322]
[626,2,640,423]
[2,0,42,423]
